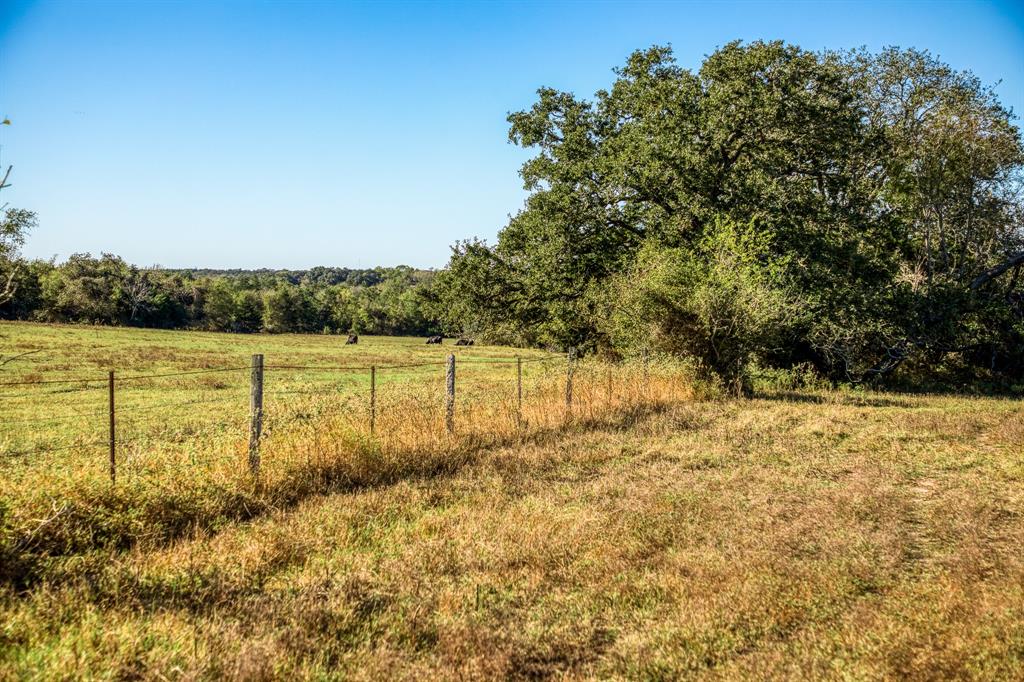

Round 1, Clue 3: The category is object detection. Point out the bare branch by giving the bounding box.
[970,251,1024,291]
[0,261,19,306]
[0,349,43,369]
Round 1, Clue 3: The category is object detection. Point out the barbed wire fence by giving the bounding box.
[0,349,658,484]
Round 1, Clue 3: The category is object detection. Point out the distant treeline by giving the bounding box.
[173,266,390,288]
[2,40,1023,391]
[0,254,442,336]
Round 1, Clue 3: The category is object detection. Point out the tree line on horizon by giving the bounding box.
[2,41,1023,391]
[0,257,441,336]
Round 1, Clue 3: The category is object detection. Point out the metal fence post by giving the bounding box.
[516,355,523,430]
[642,348,650,399]
[248,354,264,477]
[565,348,575,420]
[108,370,116,485]
[370,365,376,435]
[445,353,456,434]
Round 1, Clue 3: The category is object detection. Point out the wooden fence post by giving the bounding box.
[516,355,523,430]
[642,348,650,399]
[248,354,264,477]
[108,370,116,485]
[369,365,376,435]
[445,353,456,434]
[565,348,575,420]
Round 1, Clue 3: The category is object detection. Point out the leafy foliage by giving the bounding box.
[0,165,38,306]
[603,219,806,394]
[1,257,442,336]
[437,41,1024,387]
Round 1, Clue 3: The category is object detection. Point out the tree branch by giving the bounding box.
[970,251,1024,291]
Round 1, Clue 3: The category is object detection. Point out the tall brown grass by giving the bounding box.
[2,387,1020,679]
[0,357,703,587]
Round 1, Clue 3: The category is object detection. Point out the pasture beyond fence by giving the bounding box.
[0,348,671,487]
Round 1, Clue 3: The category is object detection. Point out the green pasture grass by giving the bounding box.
[1,387,1021,679]
[5,322,1019,679]
[0,321,556,453]
[0,321,684,590]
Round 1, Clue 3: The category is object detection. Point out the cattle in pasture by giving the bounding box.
[426,335,443,344]
[455,338,474,346]
[346,334,358,345]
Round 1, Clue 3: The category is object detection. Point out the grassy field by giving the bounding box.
[0,322,691,584]
[0,321,563,456]
[1,322,1022,679]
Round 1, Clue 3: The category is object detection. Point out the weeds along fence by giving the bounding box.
[0,349,691,491]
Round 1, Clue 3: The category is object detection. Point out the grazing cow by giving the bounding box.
[346,334,358,345]
[426,335,443,345]
[455,338,474,346]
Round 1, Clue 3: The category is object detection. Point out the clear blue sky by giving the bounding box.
[1,1,1022,269]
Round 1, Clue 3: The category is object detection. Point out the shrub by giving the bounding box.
[602,218,807,395]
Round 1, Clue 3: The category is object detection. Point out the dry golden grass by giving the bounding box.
[1,323,1022,679]
[2,393,1022,678]
[0,322,694,585]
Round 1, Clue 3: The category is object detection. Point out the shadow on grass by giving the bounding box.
[1,399,679,591]
[759,387,1022,408]
[755,391,916,409]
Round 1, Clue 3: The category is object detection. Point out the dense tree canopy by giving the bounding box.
[0,165,38,307]
[1,257,442,337]
[3,41,1021,389]
[436,41,1024,387]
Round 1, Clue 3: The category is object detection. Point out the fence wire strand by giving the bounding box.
[0,349,604,466]
[2,438,106,459]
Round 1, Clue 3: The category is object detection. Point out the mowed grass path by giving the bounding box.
[2,373,1022,678]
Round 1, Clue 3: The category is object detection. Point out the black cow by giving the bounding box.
[346,334,358,345]
[426,335,443,345]
[454,338,474,346]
